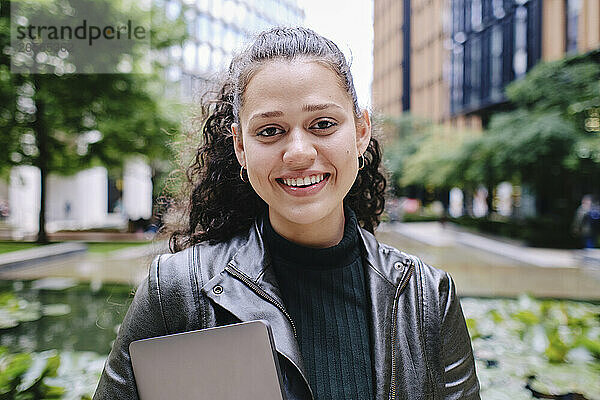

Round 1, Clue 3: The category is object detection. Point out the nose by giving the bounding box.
[282,127,317,167]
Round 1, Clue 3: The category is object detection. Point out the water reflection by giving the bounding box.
[0,280,132,354]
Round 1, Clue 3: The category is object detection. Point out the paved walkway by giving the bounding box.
[378,222,600,269]
[0,242,88,270]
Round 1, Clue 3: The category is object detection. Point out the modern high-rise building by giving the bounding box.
[159,0,304,101]
[373,0,600,128]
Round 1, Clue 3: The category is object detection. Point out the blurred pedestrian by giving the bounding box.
[573,194,600,248]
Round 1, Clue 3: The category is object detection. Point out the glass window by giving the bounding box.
[223,27,236,53]
[197,0,210,13]
[211,0,222,19]
[169,45,182,60]
[213,20,223,48]
[234,2,246,26]
[470,37,481,105]
[197,43,211,72]
[566,0,582,53]
[166,65,181,82]
[454,0,464,34]
[185,9,196,36]
[490,25,503,98]
[513,6,527,77]
[196,14,210,42]
[223,0,235,24]
[184,8,196,21]
[183,40,196,71]
[212,49,224,71]
[452,44,464,109]
[471,0,482,30]
[492,0,505,19]
[165,0,181,20]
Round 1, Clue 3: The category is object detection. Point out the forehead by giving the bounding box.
[240,59,352,120]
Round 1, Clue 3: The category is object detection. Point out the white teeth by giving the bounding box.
[282,174,326,187]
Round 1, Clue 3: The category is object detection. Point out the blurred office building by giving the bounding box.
[8,160,152,237]
[4,0,304,237]
[160,0,304,100]
[373,0,600,127]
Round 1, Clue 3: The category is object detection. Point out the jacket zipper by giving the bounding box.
[389,258,415,400]
[225,264,317,400]
[224,264,297,338]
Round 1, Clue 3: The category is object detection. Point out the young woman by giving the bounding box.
[93,27,480,400]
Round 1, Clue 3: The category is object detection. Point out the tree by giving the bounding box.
[451,51,600,219]
[0,0,186,242]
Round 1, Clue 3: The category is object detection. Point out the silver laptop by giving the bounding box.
[129,320,287,400]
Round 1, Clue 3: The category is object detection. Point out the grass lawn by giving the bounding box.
[0,241,149,255]
[0,241,43,254]
[86,241,149,254]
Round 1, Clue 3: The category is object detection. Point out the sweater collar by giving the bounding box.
[261,205,361,270]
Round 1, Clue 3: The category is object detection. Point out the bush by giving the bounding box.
[450,216,581,248]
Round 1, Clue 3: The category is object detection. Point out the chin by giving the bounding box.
[272,202,339,226]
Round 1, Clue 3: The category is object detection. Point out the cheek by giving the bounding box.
[245,144,276,179]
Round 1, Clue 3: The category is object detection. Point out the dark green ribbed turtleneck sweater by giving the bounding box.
[262,207,374,400]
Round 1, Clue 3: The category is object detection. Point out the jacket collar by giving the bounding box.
[201,216,414,399]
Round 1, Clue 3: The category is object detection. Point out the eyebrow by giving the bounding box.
[247,103,343,123]
[248,110,284,123]
[302,103,342,112]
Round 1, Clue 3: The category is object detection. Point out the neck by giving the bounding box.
[267,205,345,248]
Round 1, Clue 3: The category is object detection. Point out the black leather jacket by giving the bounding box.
[93,218,480,399]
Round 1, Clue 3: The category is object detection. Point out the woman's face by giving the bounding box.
[232,59,371,245]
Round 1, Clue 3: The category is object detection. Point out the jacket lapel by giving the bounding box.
[358,227,413,400]
[201,217,312,397]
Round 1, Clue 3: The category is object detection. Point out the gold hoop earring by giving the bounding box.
[358,153,365,170]
[239,165,247,182]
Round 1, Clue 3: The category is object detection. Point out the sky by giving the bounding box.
[297,0,374,109]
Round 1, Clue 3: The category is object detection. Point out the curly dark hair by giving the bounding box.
[170,27,386,252]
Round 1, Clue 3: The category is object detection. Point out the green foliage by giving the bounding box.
[0,292,69,329]
[505,55,600,123]
[454,111,579,188]
[384,51,600,231]
[0,347,104,399]
[0,348,64,399]
[381,114,479,193]
[450,215,581,248]
[380,114,429,194]
[401,124,480,189]
[463,295,600,398]
[0,0,188,240]
[0,0,187,173]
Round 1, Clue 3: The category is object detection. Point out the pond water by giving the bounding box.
[0,227,599,399]
[0,276,599,399]
[0,279,132,355]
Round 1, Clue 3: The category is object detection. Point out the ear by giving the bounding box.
[231,123,246,167]
[356,110,372,155]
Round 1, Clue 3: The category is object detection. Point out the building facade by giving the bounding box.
[160,0,304,101]
[373,0,600,127]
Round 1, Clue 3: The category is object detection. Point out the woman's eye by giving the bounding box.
[310,120,337,130]
[257,126,284,137]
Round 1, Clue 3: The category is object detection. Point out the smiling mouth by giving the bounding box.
[276,173,330,188]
